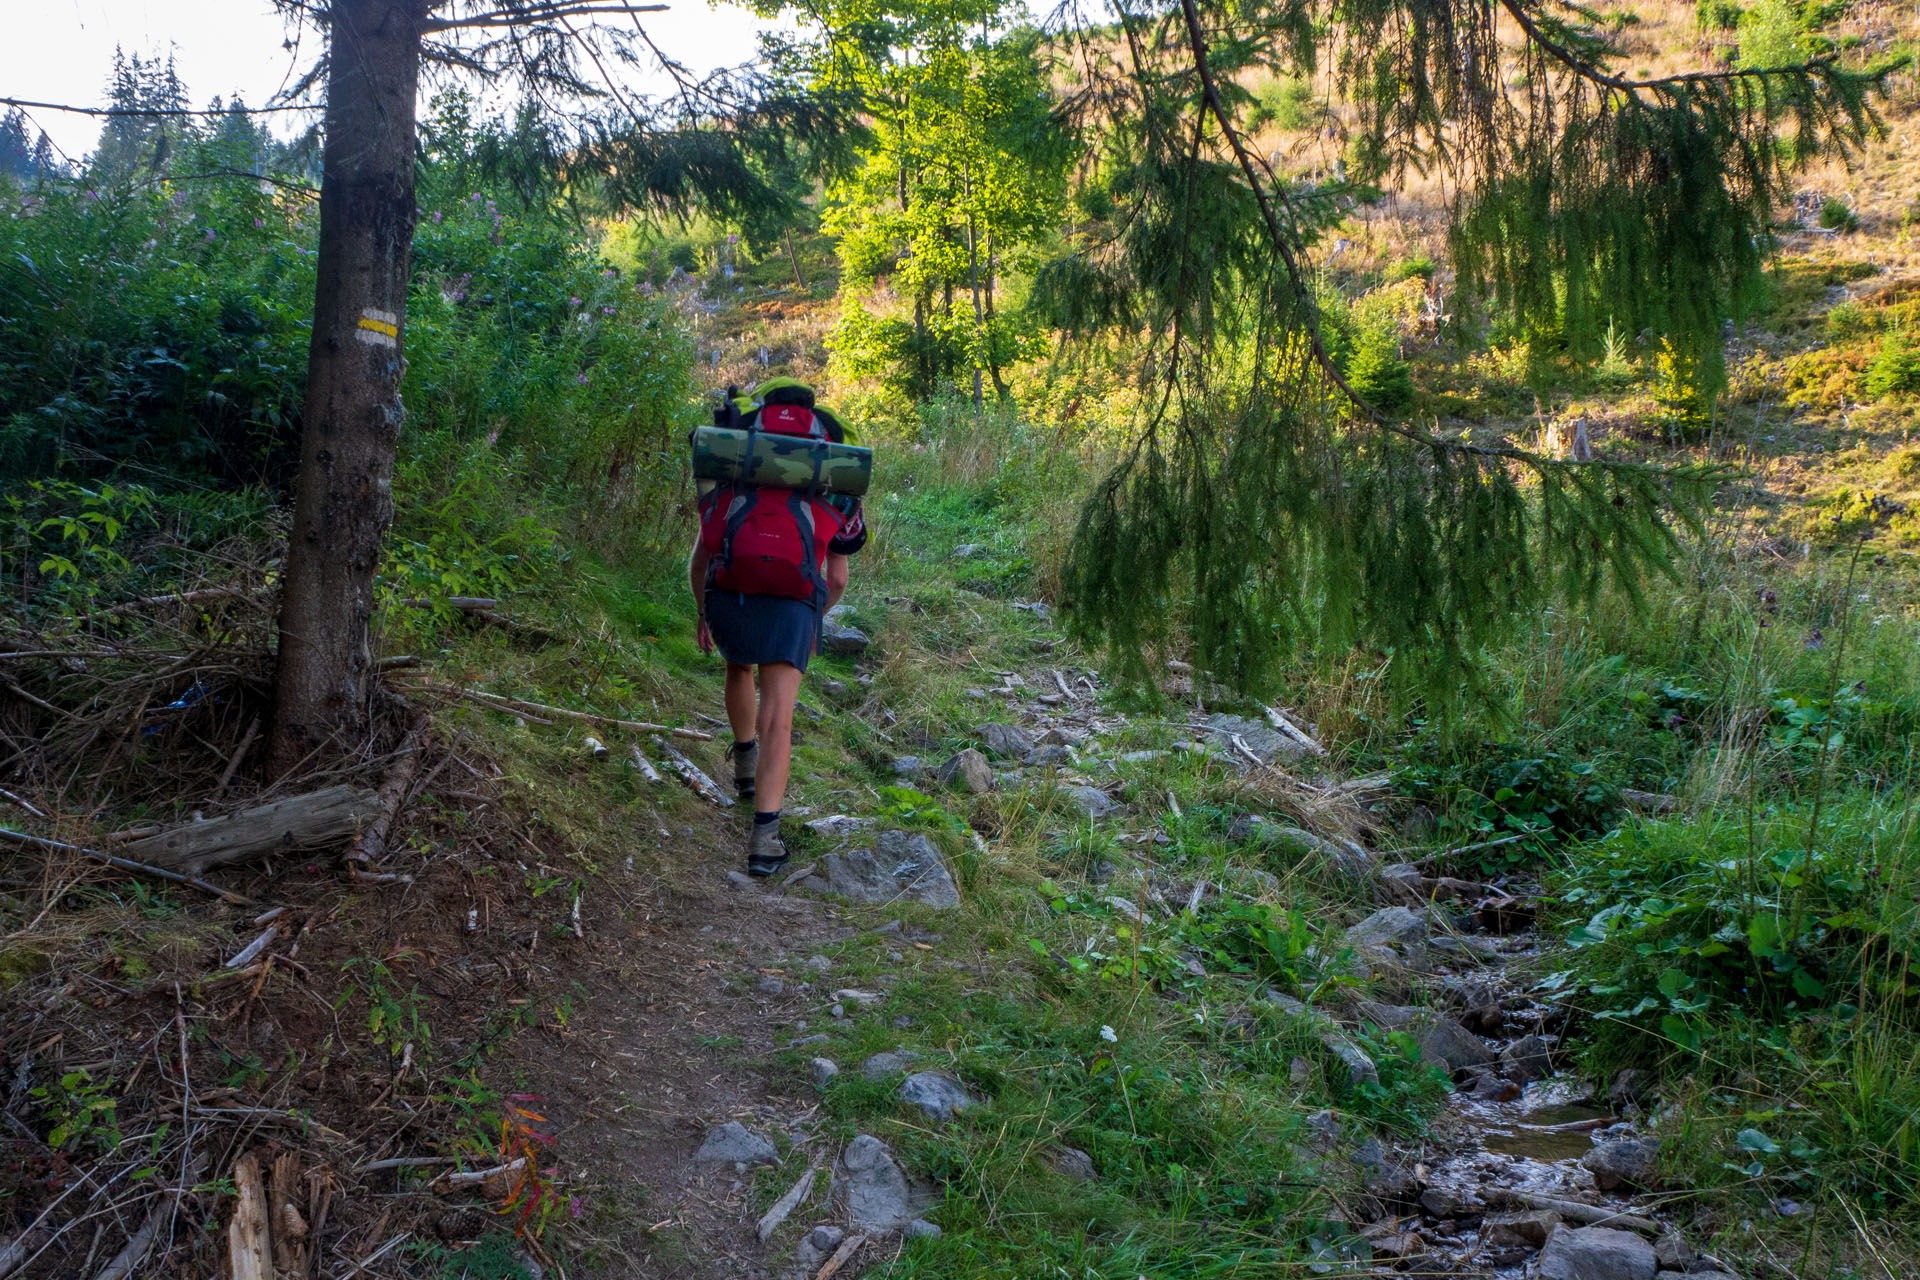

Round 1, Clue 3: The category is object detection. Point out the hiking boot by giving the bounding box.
[725,739,758,801]
[746,819,789,878]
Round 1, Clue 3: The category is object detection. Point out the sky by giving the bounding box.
[4,1,794,165]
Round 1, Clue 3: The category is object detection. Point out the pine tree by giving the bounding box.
[1039,0,1897,711]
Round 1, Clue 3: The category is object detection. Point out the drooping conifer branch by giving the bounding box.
[1039,0,1886,714]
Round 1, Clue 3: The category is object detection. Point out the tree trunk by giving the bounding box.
[964,163,984,414]
[269,0,426,779]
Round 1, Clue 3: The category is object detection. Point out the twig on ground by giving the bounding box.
[352,719,429,866]
[654,735,734,807]
[212,717,262,800]
[424,683,713,740]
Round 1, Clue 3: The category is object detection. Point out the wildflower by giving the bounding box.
[432,210,443,224]
[205,228,216,242]
[253,217,265,228]
[602,305,616,316]
[577,372,590,384]
[570,296,583,307]
[727,233,739,244]
[1099,1025,1117,1043]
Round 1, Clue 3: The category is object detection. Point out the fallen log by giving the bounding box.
[757,1164,819,1242]
[1262,704,1326,756]
[0,826,251,905]
[106,586,267,616]
[120,785,379,874]
[1485,1188,1659,1234]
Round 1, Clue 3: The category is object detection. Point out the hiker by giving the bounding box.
[690,379,868,877]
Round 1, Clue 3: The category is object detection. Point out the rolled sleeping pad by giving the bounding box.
[690,425,873,497]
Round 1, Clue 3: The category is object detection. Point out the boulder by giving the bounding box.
[1580,1137,1660,1191]
[1024,745,1075,768]
[1349,1138,1419,1202]
[898,1071,976,1123]
[809,1058,840,1090]
[1502,1033,1553,1083]
[938,749,994,794]
[807,814,874,840]
[976,723,1037,759]
[904,1218,942,1240]
[890,756,926,779]
[1536,1225,1657,1280]
[1060,785,1115,819]
[693,1121,777,1167]
[836,1133,926,1234]
[1250,823,1374,877]
[818,831,961,909]
[1041,726,1087,748]
[1609,1067,1653,1110]
[1653,1231,1693,1271]
[821,621,870,656]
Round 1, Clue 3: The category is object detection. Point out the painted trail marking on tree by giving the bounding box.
[356,308,399,348]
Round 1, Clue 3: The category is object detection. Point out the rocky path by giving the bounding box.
[515,623,1740,1280]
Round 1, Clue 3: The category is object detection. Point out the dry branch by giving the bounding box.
[1262,704,1326,756]
[757,1163,819,1242]
[352,720,429,865]
[224,925,278,969]
[814,1234,866,1280]
[104,586,267,616]
[629,745,662,783]
[423,683,713,740]
[121,785,379,874]
[653,735,734,807]
[430,1157,526,1192]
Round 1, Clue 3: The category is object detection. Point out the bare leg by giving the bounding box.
[753,662,803,813]
[723,662,757,742]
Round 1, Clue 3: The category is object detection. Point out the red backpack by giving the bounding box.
[698,400,846,601]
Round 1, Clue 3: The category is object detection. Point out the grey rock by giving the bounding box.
[1047,1145,1096,1180]
[1202,713,1305,763]
[1355,1001,1493,1073]
[1610,1067,1653,1110]
[898,1071,975,1122]
[938,748,994,794]
[788,1033,830,1048]
[829,1003,845,1018]
[1024,745,1075,768]
[1485,1209,1561,1248]
[1537,1226,1657,1280]
[1420,1185,1482,1218]
[793,1240,824,1269]
[756,974,785,995]
[1304,1109,1342,1152]
[1653,1230,1693,1271]
[1289,1056,1316,1087]
[808,1225,845,1253]
[904,1218,942,1240]
[725,870,757,890]
[809,1057,840,1089]
[860,1049,918,1081]
[805,955,834,972]
[836,1133,924,1233]
[891,756,925,778]
[1060,785,1115,819]
[808,814,876,840]
[1502,1033,1553,1083]
[1117,749,1167,765]
[819,830,962,909]
[976,722,1037,758]
[1345,906,1431,970]
[693,1121,777,1167]
[952,543,985,559]
[821,621,870,656]
[1329,1038,1380,1090]
[1256,824,1375,878]
[1349,1138,1418,1200]
[1041,726,1087,748]
[1581,1138,1660,1191]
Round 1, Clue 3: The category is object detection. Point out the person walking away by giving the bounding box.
[689,380,867,876]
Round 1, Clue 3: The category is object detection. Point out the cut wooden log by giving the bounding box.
[228,1152,272,1280]
[399,596,499,611]
[629,745,662,783]
[583,736,609,761]
[121,786,379,874]
[1262,704,1326,756]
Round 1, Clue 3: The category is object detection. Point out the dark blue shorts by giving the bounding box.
[705,590,820,672]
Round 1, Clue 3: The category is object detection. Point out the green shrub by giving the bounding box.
[1248,78,1325,133]
[1384,251,1436,283]
[1865,327,1920,398]
[1818,196,1859,233]
[1696,0,1745,30]
[1395,742,1623,867]
[1737,0,1809,69]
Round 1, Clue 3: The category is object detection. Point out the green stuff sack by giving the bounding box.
[691,425,872,497]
